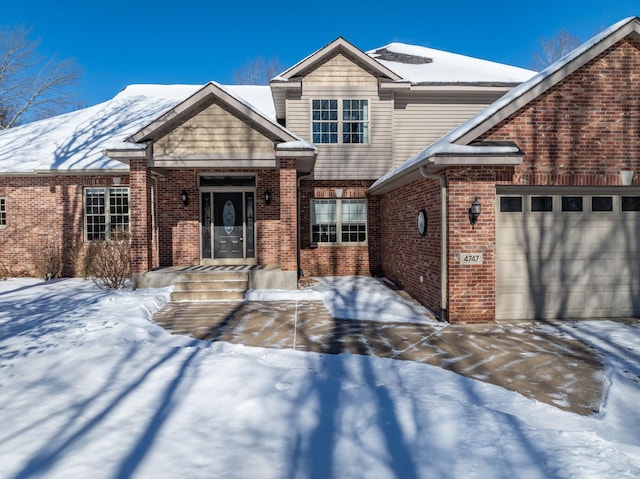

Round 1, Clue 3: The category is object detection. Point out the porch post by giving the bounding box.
[129,158,152,284]
[279,158,298,274]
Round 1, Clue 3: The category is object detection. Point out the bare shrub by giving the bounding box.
[83,233,131,289]
[32,240,62,280]
[69,240,87,278]
[0,260,9,280]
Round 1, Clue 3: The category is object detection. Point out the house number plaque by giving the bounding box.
[460,253,483,265]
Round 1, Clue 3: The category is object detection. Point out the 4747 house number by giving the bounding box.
[460,253,483,265]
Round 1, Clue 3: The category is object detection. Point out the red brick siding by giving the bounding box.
[445,168,500,323]
[484,38,640,186]
[279,159,298,271]
[379,177,442,315]
[154,167,284,268]
[298,179,376,277]
[0,174,128,277]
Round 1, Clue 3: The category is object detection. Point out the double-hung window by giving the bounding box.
[311,198,367,245]
[0,197,5,227]
[84,187,130,241]
[312,99,369,144]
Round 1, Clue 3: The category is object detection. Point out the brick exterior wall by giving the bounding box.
[378,37,640,323]
[152,167,286,268]
[484,38,640,187]
[379,177,442,315]
[445,168,502,323]
[0,174,128,277]
[298,179,377,277]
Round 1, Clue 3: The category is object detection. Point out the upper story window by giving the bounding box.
[312,99,369,144]
[84,187,130,241]
[0,197,5,227]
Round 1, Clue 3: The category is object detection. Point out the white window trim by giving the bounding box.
[310,198,368,246]
[310,98,370,145]
[84,187,130,242]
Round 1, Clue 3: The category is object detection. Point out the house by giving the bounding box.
[0,36,532,297]
[370,16,640,322]
[3,18,639,323]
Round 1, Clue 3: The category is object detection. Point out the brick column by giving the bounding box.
[129,159,152,277]
[279,158,298,272]
[446,168,497,323]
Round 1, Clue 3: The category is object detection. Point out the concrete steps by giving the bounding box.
[170,271,248,301]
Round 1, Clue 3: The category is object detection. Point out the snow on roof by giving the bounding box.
[370,17,640,192]
[0,84,276,174]
[367,43,536,84]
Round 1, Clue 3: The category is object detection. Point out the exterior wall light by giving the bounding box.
[469,196,481,228]
[181,190,189,207]
[265,190,271,205]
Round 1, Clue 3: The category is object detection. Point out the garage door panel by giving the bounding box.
[497,191,640,320]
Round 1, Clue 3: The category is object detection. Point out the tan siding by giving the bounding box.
[392,92,502,166]
[304,53,378,87]
[286,84,393,180]
[155,102,274,156]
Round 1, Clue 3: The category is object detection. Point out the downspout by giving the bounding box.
[420,166,448,323]
[296,172,313,279]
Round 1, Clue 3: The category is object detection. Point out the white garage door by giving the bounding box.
[496,188,640,320]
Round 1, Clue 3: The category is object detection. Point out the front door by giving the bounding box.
[201,191,255,261]
[214,192,243,258]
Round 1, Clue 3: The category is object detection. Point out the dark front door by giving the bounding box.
[213,192,243,258]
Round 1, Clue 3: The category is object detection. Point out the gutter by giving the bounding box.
[420,166,448,322]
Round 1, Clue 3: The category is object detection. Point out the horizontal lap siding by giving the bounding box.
[287,54,394,180]
[392,92,502,166]
[154,102,274,156]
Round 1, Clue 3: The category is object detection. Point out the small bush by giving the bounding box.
[32,240,63,280]
[83,233,131,289]
[0,261,9,281]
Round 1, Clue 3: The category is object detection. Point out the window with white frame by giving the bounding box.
[312,99,369,144]
[84,187,130,241]
[311,198,367,244]
[0,197,5,227]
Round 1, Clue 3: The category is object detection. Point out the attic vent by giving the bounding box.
[372,48,433,65]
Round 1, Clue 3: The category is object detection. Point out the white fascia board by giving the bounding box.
[431,154,523,166]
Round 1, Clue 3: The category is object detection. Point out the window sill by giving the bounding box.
[310,242,368,248]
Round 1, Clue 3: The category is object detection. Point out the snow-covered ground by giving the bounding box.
[1,278,639,479]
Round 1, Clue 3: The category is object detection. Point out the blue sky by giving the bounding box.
[3,0,639,107]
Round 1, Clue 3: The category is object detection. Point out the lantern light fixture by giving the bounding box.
[265,190,271,205]
[469,196,481,228]
[181,190,189,207]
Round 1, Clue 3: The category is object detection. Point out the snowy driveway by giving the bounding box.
[154,277,607,416]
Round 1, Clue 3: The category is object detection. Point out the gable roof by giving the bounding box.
[0,83,292,174]
[273,37,404,82]
[127,82,303,146]
[369,16,640,195]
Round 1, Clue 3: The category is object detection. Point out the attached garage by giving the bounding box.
[497,188,640,320]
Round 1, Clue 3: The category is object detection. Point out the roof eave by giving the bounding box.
[128,82,299,145]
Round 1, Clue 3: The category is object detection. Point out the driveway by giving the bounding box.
[153,287,609,416]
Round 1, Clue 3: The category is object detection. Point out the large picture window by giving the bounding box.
[84,187,130,241]
[312,99,369,144]
[0,197,5,227]
[311,199,367,244]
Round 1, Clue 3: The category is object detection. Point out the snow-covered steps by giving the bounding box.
[170,271,248,301]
